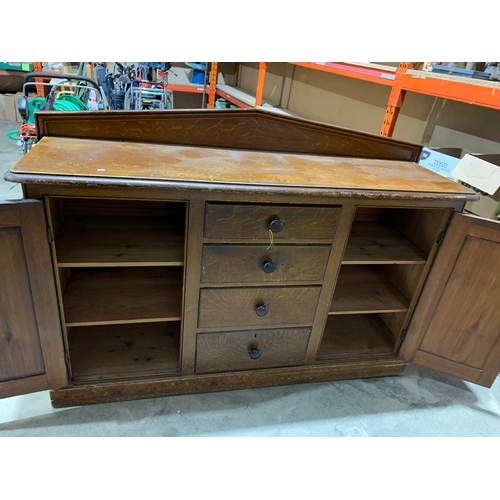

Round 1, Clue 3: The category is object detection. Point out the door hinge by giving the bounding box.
[46,226,53,244]
[400,328,408,341]
[436,231,445,245]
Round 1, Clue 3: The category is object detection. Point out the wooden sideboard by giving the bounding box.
[2,109,500,408]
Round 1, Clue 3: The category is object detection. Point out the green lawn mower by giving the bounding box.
[8,71,107,154]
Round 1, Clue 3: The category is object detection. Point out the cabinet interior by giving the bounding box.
[44,197,451,382]
[46,197,186,382]
[317,206,450,363]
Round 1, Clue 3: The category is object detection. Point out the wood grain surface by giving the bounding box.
[60,197,185,218]
[34,108,422,161]
[317,315,396,362]
[0,227,45,381]
[69,322,180,381]
[343,222,428,264]
[49,357,408,407]
[201,244,331,283]
[0,204,20,227]
[400,214,500,387]
[388,207,450,255]
[55,215,185,267]
[304,205,357,363]
[195,327,311,374]
[204,203,340,240]
[0,201,68,399]
[63,267,183,326]
[198,286,321,329]
[10,136,476,197]
[330,265,410,314]
[180,199,205,375]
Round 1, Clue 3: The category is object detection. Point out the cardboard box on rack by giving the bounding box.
[452,154,500,220]
[419,147,500,219]
[465,191,500,219]
[10,93,23,123]
[0,93,18,121]
[418,147,473,179]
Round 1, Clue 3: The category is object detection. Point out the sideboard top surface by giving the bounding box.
[9,136,476,201]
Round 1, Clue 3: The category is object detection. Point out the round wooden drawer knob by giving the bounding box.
[268,217,284,233]
[255,302,268,317]
[262,259,277,273]
[248,346,261,359]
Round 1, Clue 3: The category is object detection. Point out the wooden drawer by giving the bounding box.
[201,244,331,283]
[204,203,341,240]
[198,286,321,329]
[195,327,311,374]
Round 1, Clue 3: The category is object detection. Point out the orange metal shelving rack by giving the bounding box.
[207,62,267,109]
[207,62,500,137]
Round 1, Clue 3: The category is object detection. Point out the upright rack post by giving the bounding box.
[380,62,409,137]
[208,62,218,109]
[33,62,45,97]
[255,62,267,107]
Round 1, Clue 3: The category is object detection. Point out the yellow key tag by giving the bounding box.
[266,229,274,250]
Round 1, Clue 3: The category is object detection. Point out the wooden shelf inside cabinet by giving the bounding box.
[317,315,396,363]
[55,216,185,267]
[63,267,183,327]
[69,322,180,382]
[330,265,410,315]
[343,222,427,264]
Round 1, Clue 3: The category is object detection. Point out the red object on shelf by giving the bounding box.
[167,83,208,94]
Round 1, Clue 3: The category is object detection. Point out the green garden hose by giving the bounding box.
[27,94,88,121]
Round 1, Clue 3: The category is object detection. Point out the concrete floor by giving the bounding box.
[1,119,500,437]
[0,120,23,200]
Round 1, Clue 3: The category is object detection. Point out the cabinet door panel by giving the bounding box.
[0,201,67,399]
[401,213,500,387]
[0,228,45,380]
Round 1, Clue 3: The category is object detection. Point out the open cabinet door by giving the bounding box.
[400,213,500,388]
[0,200,67,399]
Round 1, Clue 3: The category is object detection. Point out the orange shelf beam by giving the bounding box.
[291,62,500,111]
[168,83,209,94]
[290,62,396,87]
[213,62,267,109]
[290,62,500,137]
[401,73,500,110]
[215,87,251,108]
